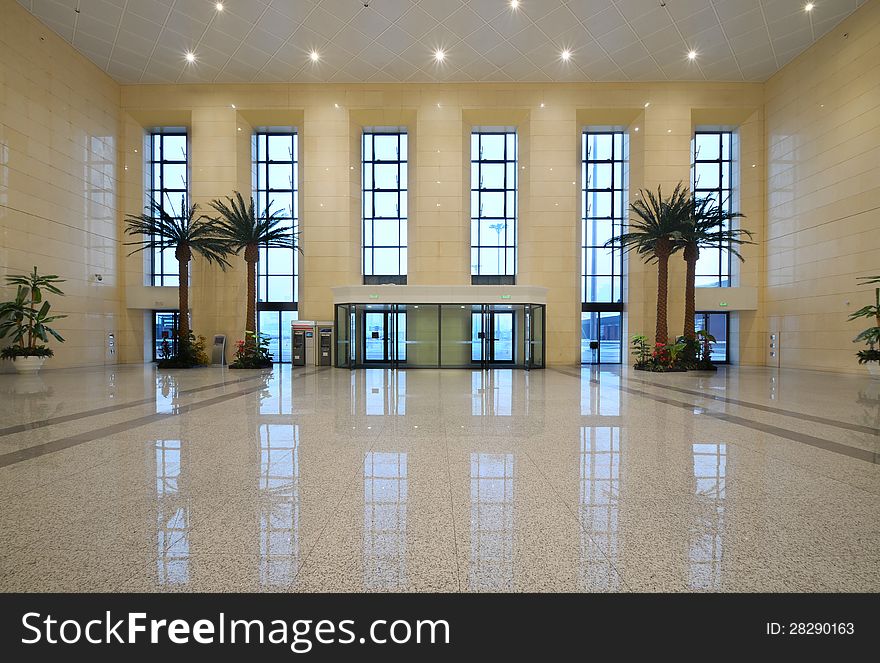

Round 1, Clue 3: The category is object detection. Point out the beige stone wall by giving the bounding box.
[119,81,764,366]
[0,0,122,370]
[764,1,880,373]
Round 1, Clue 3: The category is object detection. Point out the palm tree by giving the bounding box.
[607,183,690,345]
[124,197,231,341]
[208,191,300,340]
[680,195,752,339]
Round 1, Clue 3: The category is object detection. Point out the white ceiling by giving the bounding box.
[18,0,865,84]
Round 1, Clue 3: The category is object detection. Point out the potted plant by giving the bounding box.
[0,267,67,373]
[849,276,880,378]
[230,331,273,369]
[631,334,651,370]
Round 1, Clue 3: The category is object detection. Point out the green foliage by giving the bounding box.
[696,329,717,368]
[683,195,753,260]
[230,331,274,369]
[0,267,67,358]
[857,349,880,364]
[208,191,300,253]
[850,278,880,363]
[1,345,53,359]
[631,335,651,368]
[157,332,209,369]
[607,183,691,262]
[123,196,231,268]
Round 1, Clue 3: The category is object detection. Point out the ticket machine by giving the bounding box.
[292,322,314,367]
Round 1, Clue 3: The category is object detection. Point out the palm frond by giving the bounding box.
[123,196,232,268]
[209,191,302,253]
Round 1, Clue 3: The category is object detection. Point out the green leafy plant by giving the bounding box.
[696,329,718,369]
[230,331,273,369]
[157,331,210,369]
[208,192,301,344]
[631,334,651,368]
[680,194,752,339]
[849,276,880,364]
[0,267,67,359]
[607,183,690,345]
[124,196,231,354]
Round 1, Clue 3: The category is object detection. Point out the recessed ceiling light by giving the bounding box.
[634,127,639,132]
[644,102,650,107]
[540,102,545,108]
[688,50,697,60]
[334,103,339,108]
[560,49,571,61]
[215,2,223,11]
[805,3,814,11]
[185,51,195,63]
[667,128,672,133]
[510,0,520,9]
[310,50,320,62]
[230,104,235,109]
[434,49,445,62]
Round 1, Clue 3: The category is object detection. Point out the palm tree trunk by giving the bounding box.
[176,244,191,343]
[244,243,259,341]
[656,248,670,346]
[683,243,698,340]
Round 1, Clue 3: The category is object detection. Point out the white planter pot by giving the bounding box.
[11,356,46,374]
[866,362,880,379]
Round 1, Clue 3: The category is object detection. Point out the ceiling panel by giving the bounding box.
[15,0,866,84]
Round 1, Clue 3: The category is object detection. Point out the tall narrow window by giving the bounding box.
[471,131,517,284]
[148,131,187,286]
[254,131,298,362]
[692,131,733,287]
[363,131,407,284]
[581,131,626,364]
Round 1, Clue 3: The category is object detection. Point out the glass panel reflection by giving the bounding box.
[155,439,189,585]
[689,443,727,590]
[259,424,299,586]
[364,452,408,589]
[580,427,620,590]
[469,453,514,590]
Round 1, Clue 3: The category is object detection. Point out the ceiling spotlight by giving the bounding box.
[805,3,814,11]
[687,50,697,60]
[510,0,520,8]
[540,102,545,108]
[230,103,236,109]
[185,51,195,63]
[634,127,639,132]
[644,101,650,107]
[561,49,571,61]
[310,50,320,62]
[434,48,445,62]
[215,2,224,11]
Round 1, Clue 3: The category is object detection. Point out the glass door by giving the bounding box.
[363,308,406,365]
[472,309,515,366]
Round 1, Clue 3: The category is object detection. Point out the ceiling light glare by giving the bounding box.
[434,49,445,62]
[805,3,814,11]
[185,51,195,63]
[310,50,320,62]
[688,50,697,60]
[510,0,520,8]
[561,49,571,61]
[215,2,224,11]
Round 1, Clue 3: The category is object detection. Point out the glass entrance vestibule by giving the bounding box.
[335,303,545,369]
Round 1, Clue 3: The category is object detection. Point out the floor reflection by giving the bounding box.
[363,452,408,589]
[469,453,515,590]
[472,371,514,416]
[579,427,621,590]
[259,424,300,586]
[581,368,621,416]
[689,443,727,590]
[358,370,407,416]
[155,439,189,585]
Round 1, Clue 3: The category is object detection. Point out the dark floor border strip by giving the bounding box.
[0,372,270,438]
[551,368,879,465]
[626,374,880,437]
[0,382,268,469]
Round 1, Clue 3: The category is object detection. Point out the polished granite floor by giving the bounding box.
[1,363,878,593]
